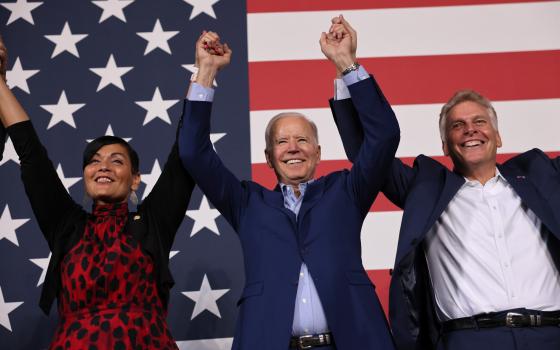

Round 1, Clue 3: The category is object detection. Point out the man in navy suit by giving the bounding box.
[178,29,399,349]
[329,16,560,350]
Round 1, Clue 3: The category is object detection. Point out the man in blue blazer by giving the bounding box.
[329,17,560,350]
[178,30,399,349]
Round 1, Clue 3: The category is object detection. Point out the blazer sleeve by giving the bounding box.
[344,76,400,214]
[331,82,415,210]
[0,123,6,161]
[138,105,195,250]
[7,120,81,249]
[178,99,245,231]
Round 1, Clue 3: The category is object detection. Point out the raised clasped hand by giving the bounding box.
[319,15,358,73]
[195,30,232,71]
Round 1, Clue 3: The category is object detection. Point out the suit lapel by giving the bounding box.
[298,179,325,223]
[262,185,298,226]
[424,171,465,237]
[397,170,464,265]
[500,165,560,236]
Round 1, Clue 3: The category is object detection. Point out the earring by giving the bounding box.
[130,190,138,205]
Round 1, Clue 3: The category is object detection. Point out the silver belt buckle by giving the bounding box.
[505,312,524,327]
[298,334,313,350]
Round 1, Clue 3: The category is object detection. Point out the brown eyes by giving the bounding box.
[87,158,124,165]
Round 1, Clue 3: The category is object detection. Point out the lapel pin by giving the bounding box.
[133,215,141,220]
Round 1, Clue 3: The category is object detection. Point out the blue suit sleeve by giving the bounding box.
[331,79,414,209]
[178,99,244,231]
[344,76,400,214]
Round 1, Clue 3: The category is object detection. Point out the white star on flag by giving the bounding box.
[170,250,179,259]
[140,159,161,199]
[87,125,132,143]
[135,87,179,125]
[182,64,218,87]
[90,54,133,92]
[40,91,85,129]
[0,205,30,247]
[183,0,220,20]
[30,252,51,287]
[136,19,179,55]
[1,0,43,25]
[210,133,226,152]
[44,22,88,58]
[6,57,39,94]
[92,0,134,23]
[186,196,220,237]
[182,274,229,320]
[0,286,23,332]
[56,164,81,193]
[0,137,19,167]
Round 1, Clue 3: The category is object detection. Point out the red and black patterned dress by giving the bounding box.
[49,203,178,350]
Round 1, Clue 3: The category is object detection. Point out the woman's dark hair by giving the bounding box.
[82,136,139,174]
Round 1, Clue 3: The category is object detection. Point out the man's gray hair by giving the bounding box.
[264,112,319,152]
[439,89,498,142]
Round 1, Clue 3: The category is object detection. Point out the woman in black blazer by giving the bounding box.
[0,36,193,350]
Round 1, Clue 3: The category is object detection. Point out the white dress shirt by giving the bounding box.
[424,170,560,320]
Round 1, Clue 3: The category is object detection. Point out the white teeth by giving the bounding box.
[96,177,112,183]
[464,140,482,147]
[286,159,303,164]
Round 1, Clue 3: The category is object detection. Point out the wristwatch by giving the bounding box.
[341,62,360,76]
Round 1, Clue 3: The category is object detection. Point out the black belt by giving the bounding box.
[442,310,560,332]
[289,332,333,349]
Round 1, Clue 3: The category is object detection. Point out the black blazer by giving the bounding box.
[7,119,194,314]
[331,97,560,350]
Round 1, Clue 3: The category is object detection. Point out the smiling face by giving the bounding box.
[265,115,321,187]
[83,143,141,205]
[443,100,502,178]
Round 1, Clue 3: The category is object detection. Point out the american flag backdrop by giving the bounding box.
[0,0,559,349]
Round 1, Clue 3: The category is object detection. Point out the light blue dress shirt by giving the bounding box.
[280,181,331,336]
[187,65,370,336]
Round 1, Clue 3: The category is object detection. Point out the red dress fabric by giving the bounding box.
[49,203,178,350]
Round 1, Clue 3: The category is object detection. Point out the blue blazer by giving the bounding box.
[331,97,560,350]
[179,77,399,349]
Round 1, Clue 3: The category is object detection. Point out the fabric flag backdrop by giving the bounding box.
[0,0,559,349]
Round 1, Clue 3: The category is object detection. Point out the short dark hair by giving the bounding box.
[82,136,139,174]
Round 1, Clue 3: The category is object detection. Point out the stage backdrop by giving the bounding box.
[1,0,559,349]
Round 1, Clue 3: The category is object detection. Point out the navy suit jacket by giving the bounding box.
[179,77,399,349]
[330,97,560,350]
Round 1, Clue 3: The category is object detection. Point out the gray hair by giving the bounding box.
[264,112,319,152]
[439,90,498,142]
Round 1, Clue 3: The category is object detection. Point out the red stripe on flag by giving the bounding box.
[367,269,392,317]
[251,152,560,211]
[247,0,552,13]
[249,50,560,110]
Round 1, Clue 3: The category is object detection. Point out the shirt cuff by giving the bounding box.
[334,65,369,100]
[187,83,215,102]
